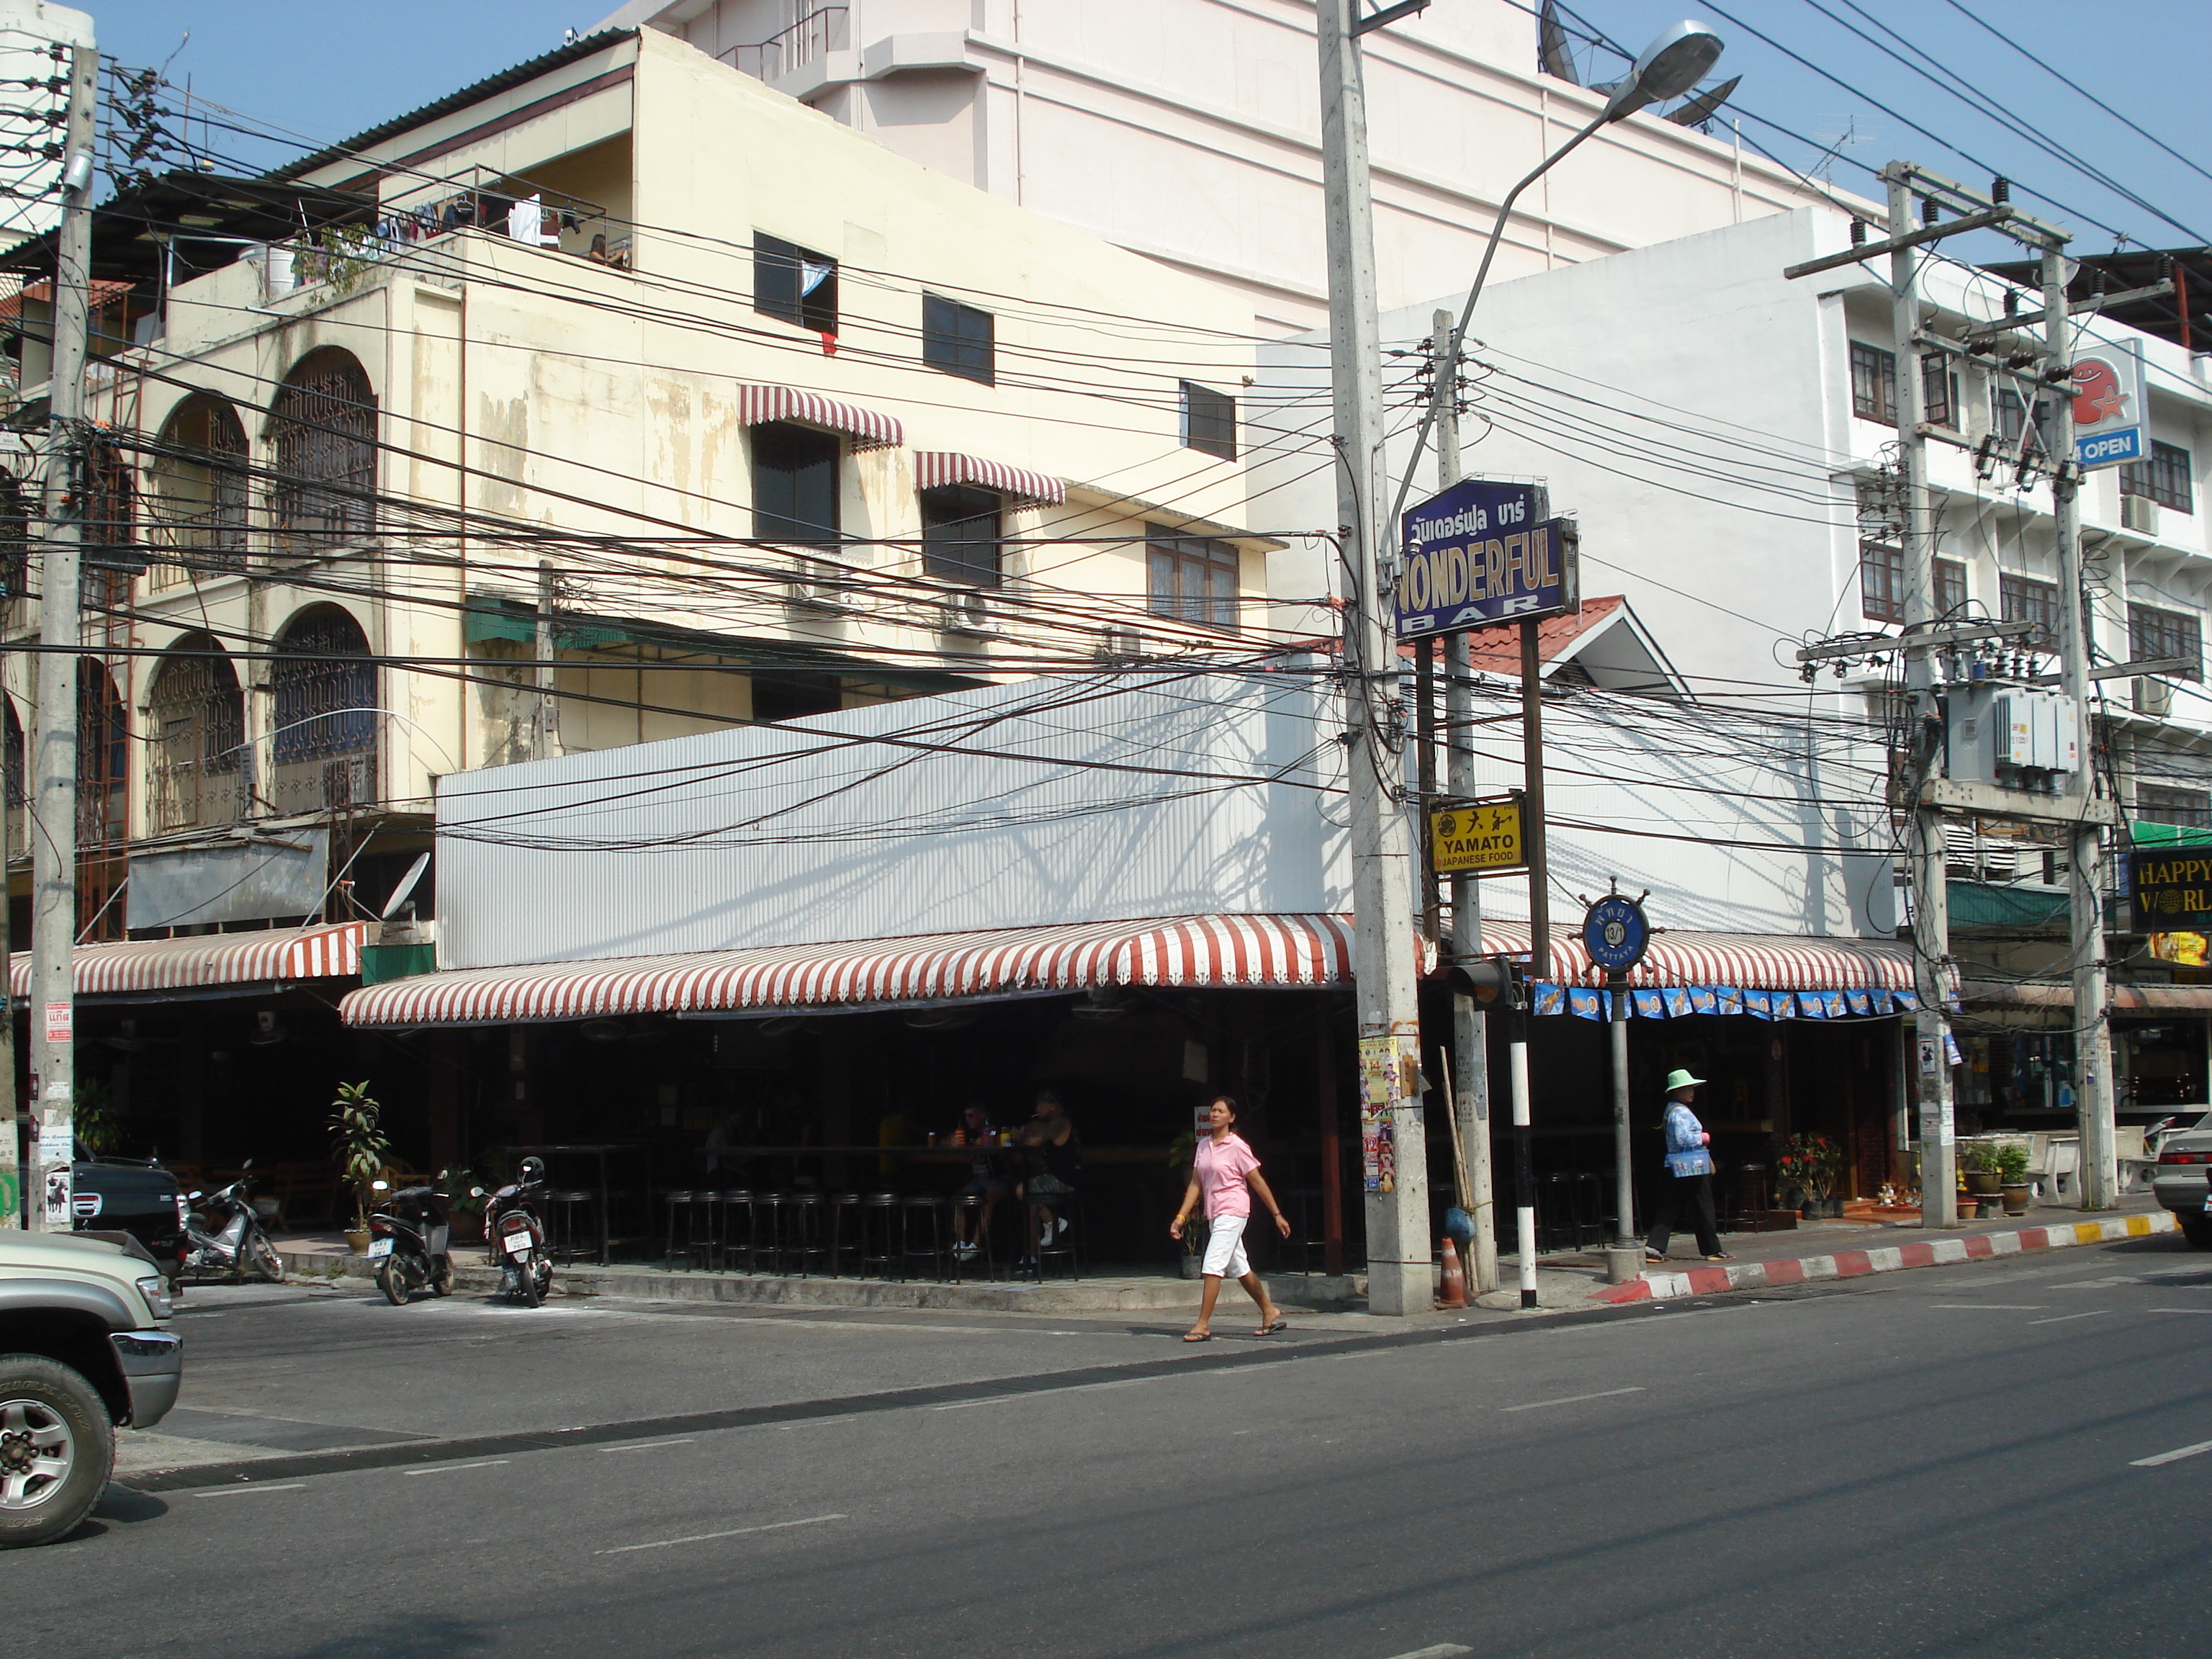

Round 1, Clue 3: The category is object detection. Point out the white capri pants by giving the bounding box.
[1200,1213,1250,1278]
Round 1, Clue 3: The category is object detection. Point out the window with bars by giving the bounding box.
[2000,573,2060,648]
[1146,525,1239,630]
[270,348,377,549]
[269,605,378,812]
[150,393,248,577]
[1992,385,2051,456]
[754,232,837,335]
[922,293,993,385]
[1179,381,1237,460]
[1850,342,1895,423]
[2137,783,2212,830]
[145,633,246,832]
[2121,440,2194,513]
[920,484,1002,587]
[2130,603,2203,681]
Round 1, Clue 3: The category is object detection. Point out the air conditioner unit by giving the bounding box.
[1095,626,1143,665]
[2121,493,2160,536]
[936,589,993,634]
[2135,676,2176,718]
[783,557,848,613]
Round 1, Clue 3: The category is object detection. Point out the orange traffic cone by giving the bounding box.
[1436,1237,1467,1309]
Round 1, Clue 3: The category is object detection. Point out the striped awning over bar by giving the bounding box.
[8,920,369,999]
[734,385,902,451]
[914,451,1066,506]
[340,914,1354,1028]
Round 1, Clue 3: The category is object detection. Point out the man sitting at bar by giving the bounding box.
[950,1100,1005,1262]
[1017,1088,1082,1250]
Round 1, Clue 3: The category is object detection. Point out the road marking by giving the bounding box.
[1501,1386,1645,1413]
[2146,1308,2212,1315]
[779,1417,855,1431]
[932,1395,1020,1411]
[2026,1310,2110,1326]
[1930,1304,2046,1310]
[2131,1438,2212,1468]
[405,1460,510,1476]
[192,1483,305,1498]
[596,1514,847,1555]
[1380,1646,1473,1659]
[600,1439,696,1454]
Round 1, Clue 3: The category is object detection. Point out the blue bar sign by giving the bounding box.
[1396,478,1578,639]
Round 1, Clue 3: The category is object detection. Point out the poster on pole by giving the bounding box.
[2070,338,2146,471]
[1356,1033,1397,1193]
[1396,477,1576,638]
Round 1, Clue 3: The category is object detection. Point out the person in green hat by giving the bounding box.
[1645,1068,1730,1264]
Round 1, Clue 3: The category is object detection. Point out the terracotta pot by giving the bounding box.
[1964,1170,2003,1196]
[2000,1183,2031,1216]
[344,1229,371,1254]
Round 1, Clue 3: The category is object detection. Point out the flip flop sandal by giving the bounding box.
[1255,1318,1288,1336]
[1182,1331,1213,1342]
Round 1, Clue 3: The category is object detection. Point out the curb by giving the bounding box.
[1592,1211,2180,1304]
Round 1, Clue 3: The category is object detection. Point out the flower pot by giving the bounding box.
[1179,1255,1204,1280]
[345,1229,372,1254]
[450,1211,484,1245]
[1974,1195,2004,1219]
[1963,1170,2002,1197]
[1821,1197,1845,1219]
[2000,1183,2031,1216]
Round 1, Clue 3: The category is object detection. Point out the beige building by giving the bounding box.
[2,26,1280,937]
[597,0,1841,332]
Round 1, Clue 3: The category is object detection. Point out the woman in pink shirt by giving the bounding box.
[1169,1095,1291,1341]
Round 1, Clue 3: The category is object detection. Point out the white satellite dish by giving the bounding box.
[379,852,432,920]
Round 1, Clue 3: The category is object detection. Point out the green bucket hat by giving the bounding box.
[1663,1068,1705,1093]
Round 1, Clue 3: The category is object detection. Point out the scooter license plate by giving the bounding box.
[504,1233,534,1258]
[367,1238,394,1259]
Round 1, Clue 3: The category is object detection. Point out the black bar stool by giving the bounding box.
[948,1192,995,1280]
[858,1192,901,1278]
[826,1192,865,1276]
[750,1192,791,1274]
[712,1188,754,1271]
[1024,1192,1083,1282]
[785,1190,827,1278]
[901,1194,949,1282]
[544,1189,598,1262]
[1572,1170,1611,1247]
[662,1190,715,1270]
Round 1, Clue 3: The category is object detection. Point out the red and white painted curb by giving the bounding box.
[1593,1211,2180,1304]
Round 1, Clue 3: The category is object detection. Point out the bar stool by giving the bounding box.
[1730,1164,1771,1231]
[1537,1172,1578,1253]
[750,1192,792,1274]
[858,1191,902,1279]
[1572,1170,1611,1247]
[544,1189,598,1262]
[948,1192,995,1280]
[901,1194,949,1282]
[785,1190,827,1278]
[713,1188,755,1272]
[1283,1187,1324,1274]
[1024,1192,1083,1282]
[662,1190,715,1270]
[826,1192,866,1276]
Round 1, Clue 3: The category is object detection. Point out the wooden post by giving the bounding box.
[1318,1010,1344,1276]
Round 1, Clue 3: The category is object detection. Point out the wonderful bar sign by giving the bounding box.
[2131,850,2212,932]
[1396,477,1578,639]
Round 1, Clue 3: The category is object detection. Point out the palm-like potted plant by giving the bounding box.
[328,1081,390,1253]
[1962,1143,2005,1199]
[1993,1141,2032,1215]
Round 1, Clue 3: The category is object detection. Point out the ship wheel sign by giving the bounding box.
[1581,889,1651,976]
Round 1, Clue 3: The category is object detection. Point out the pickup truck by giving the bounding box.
[0,1228,181,1547]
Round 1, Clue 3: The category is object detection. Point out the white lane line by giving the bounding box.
[404,1460,510,1477]
[1930,1304,2047,1310]
[2147,1308,2212,1315]
[595,1513,847,1555]
[779,1417,855,1431]
[2026,1310,2111,1326]
[599,1439,696,1454]
[192,1483,305,1499]
[1501,1386,1645,1413]
[2131,1437,2212,1468]
[1380,1645,1473,1659]
[932,1395,1021,1411]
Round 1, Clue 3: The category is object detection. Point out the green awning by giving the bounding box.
[2129,819,2212,850]
[1948,879,2068,930]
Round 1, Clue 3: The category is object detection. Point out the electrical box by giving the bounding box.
[1944,683,2080,791]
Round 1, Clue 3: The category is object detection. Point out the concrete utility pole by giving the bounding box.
[1316,0,1429,1316]
[27,31,96,1231]
[532,559,562,760]
[1431,309,1496,1295]
[2042,246,2118,1208]
[1884,169,1959,1229]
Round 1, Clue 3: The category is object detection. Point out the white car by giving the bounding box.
[2149,1110,2212,1248]
[0,1228,181,1547]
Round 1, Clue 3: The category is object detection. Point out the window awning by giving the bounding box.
[735,385,902,451]
[1470,924,1925,1020]
[8,920,369,999]
[915,451,1066,507]
[339,914,1354,1028]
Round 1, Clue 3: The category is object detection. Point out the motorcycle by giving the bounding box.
[179,1162,284,1284]
[476,1156,552,1307]
[366,1179,454,1305]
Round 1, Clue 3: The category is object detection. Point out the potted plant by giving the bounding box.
[1992,1142,2032,1215]
[1962,1144,2005,1198]
[1779,1134,1843,1218]
[328,1080,390,1253]
[1166,1131,1207,1277]
[439,1167,486,1244]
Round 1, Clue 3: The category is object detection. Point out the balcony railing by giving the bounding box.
[723,7,848,82]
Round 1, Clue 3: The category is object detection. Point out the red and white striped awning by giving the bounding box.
[735,385,902,451]
[340,914,1353,1028]
[8,920,369,999]
[914,451,1066,507]
[1473,924,1915,992]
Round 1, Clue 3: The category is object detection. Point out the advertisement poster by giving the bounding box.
[1357,1034,1397,1193]
[42,1165,71,1229]
[2069,338,2146,470]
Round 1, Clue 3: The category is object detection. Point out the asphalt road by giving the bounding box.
[24,1231,2212,1657]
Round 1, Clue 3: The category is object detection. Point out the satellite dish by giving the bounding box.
[1666,75,1740,128]
[379,852,432,920]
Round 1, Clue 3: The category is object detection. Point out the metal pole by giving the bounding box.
[1887,171,1956,1229]
[1316,0,1429,1315]
[1434,309,1497,1295]
[27,39,96,1232]
[2044,245,2116,1208]
[1610,968,1634,1245]
[1510,1002,1537,1308]
[0,843,14,1227]
[1514,621,1547,1305]
[533,559,562,760]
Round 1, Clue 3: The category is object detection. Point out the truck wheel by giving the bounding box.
[0,1356,115,1549]
[2182,1217,2212,1249]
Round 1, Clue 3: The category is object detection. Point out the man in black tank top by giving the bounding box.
[1018,1088,1082,1249]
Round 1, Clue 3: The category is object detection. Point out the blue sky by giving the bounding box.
[81,1,2212,265]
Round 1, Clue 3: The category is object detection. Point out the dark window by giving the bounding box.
[270,347,377,549]
[146,634,246,832]
[753,233,837,334]
[2138,784,2212,830]
[922,293,993,385]
[1860,540,1905,624]
[750,671,842,724]
[2122,440,2194,513]
[2001,573,2060,649]
[2130,603,2203,681]
[1851,342,1896,423]
[751,422,840,546]
[150,394,248,571]
[1936,557,1967,617]
[1923,354,1959,430]
[920,484,1002,587]
[1146,525,1239,630]
[1992,385,2051,456]
[1180,381,1237,460]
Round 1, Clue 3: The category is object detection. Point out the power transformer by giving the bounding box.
[1944,683,2080,792]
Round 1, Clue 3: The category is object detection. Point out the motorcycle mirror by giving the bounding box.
[241,1158,253,1170]
[187,1190,203,1202]
[470,1187,487,1199]
[371,1179,390,1192]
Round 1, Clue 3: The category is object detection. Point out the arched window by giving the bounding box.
[146,634,246,831]
[81,433,140,574]
[270,605,377,811]
[269,348,376,549]
[149,393,248,575]
[77,656,127,846]
[0,469,29,613]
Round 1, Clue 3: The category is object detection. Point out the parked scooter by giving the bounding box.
[366,1180,454,1305]
[179,1162,284,1284]
[475,1156,552,1307]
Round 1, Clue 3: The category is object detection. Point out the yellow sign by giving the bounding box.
[1429,800,1524,874]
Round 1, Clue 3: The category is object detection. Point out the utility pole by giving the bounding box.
[2043,247,2117,1208]
[532,559,562,760]
[1316,0,1429,1316]
[1432,309,1496,1295]
[26,32,96,1231]
[1885,168,1958,1231]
